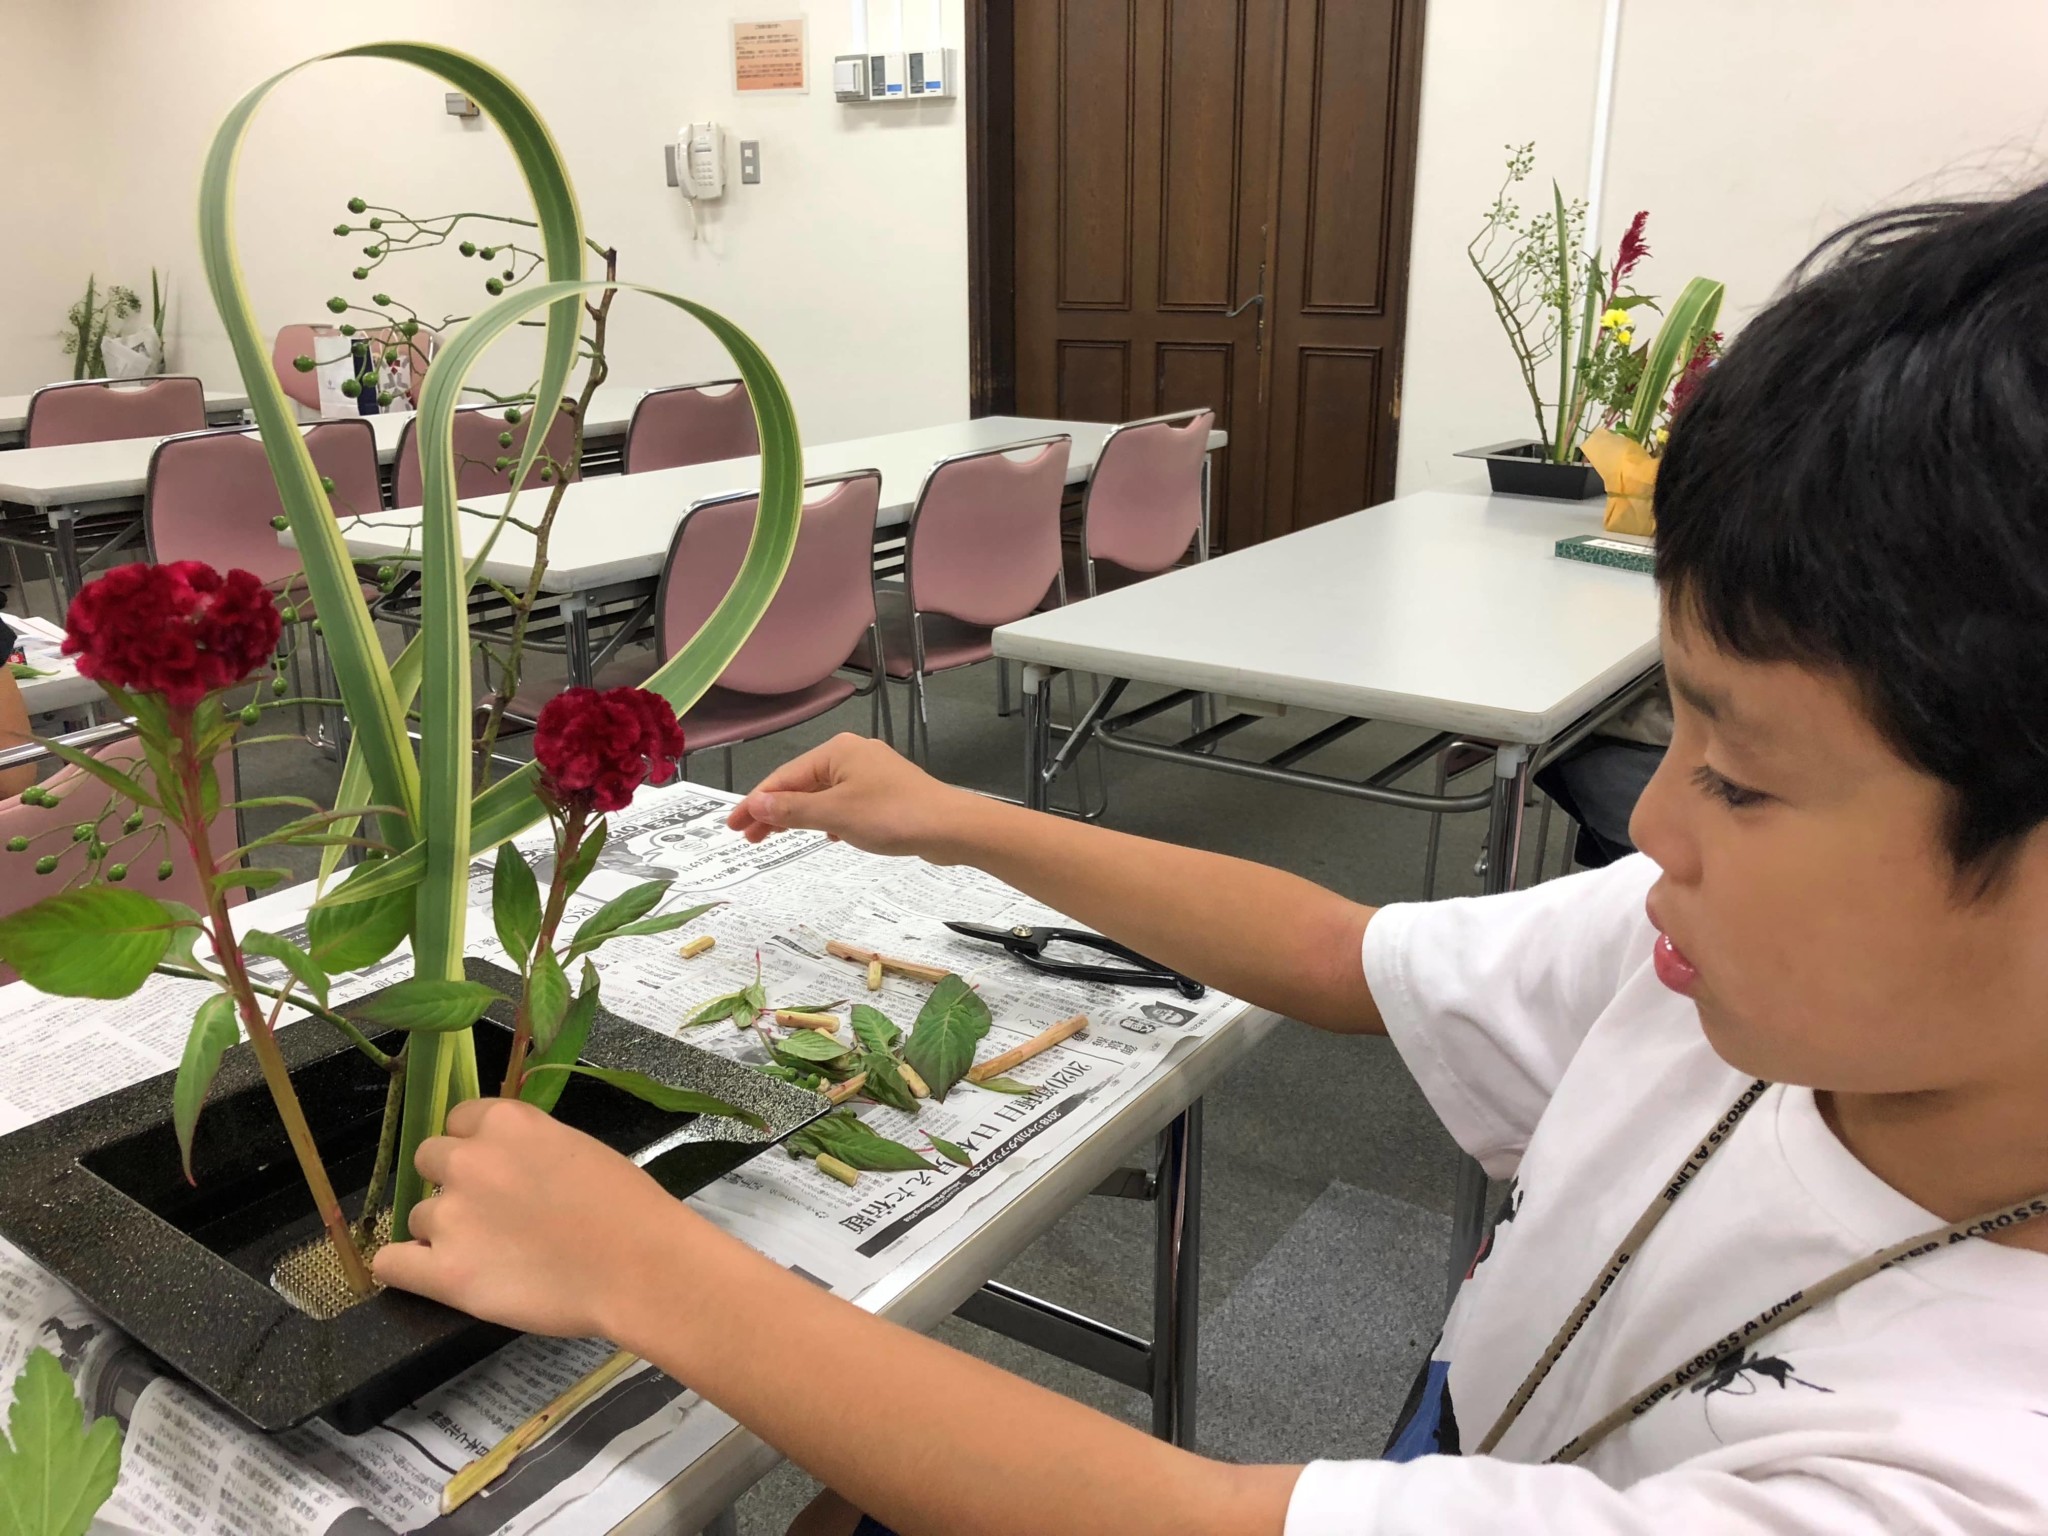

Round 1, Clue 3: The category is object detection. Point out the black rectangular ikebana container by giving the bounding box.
[0,958,826,1434]
[1456,438,1607,500]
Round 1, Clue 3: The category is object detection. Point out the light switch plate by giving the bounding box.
[739,140,761,184]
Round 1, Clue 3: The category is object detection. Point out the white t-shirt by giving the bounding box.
[1285,855,2048,1534]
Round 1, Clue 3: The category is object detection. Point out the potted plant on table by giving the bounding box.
[0,43,823,1435]
[1458,142,1724,520]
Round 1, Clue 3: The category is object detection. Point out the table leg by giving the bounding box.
[1444,744,1532,1303]
[1020,663,1053,812]
[698,1509,738,1536]
[48,506,83,608]
[1150,1099,1203,1447]
[561,593,593,688]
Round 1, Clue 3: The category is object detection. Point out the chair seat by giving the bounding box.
[508,656,857,754]
[849,588,996,679]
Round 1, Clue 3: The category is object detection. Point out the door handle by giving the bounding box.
[1223,290,1264,319]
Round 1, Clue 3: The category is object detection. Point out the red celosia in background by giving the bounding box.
[1668,331,1724,417]
[1610,210,1651,294]
[62,561,282,710]
[533,686,686,813]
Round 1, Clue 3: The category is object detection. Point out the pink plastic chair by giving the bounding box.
[24,376,206,448]
[392,403,580,507]
[0,726,243,985]
[622,380,758,473]
[1077,408,1215,595]
[849,436,1072,763]
[510,473,888,785]
[272,324,335,412]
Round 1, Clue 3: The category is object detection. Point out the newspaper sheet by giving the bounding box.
[0,783,1246,1533]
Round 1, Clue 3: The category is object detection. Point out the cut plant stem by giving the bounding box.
[898,1061,931,1099]
[824,1072,869,1105]
[678,935,715,959]
[500,802,587,1098]
[441,1348,639,1514]
[825,939,948,984]
[775,1010,840,1033]
[815,1153,860,1187]
[355,1046,409,1249]
[866,959,883,991]
[969,1013,1089,1084]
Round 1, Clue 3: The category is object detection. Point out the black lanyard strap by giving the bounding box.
[1478,1078,2048,1464]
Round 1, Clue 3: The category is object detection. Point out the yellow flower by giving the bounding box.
[1600,306,1630,331]
[1655,426,1670,448]
[1614,325,1634,348]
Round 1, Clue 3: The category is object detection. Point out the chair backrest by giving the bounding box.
[623,380,759,474]
[362,323,438,405]
[1080,409,1214,574]
[905,436,1072,626]
[657,471,882,696]
[145,420,381,581]
[392,403,580,507]
[272,323,334,411]
[24,376,207,448]
[0,731,241,984]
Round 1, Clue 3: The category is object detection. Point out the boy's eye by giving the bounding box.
[1691,764,1771,809]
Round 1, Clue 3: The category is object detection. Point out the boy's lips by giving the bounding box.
[1652,930,1701,995]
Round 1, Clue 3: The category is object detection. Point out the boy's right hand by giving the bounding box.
[725,734,982,862]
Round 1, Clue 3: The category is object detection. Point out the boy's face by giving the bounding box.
[1631,611,2048,1095]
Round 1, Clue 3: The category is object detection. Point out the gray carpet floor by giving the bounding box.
[79,620,1556,1534]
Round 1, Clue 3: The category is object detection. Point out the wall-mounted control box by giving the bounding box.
[832,53,869,101]
[865,51,907,100]
[905,46,956,98]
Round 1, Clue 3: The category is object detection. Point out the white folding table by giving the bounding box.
[0,386,249,450]
[316,416,1230,688]
[0,384,644,605]
[993,485,1664,1291]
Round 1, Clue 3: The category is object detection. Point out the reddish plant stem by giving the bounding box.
[499,803,587,1098]
[173,709,374,1296]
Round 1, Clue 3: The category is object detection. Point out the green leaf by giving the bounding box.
[211,866,289,896]
[242,929,330,1007]
[31,737,157,811]
[971,1075,1037,1095]
[159,900,205,969]
[347,978,503,1033]
[307,861,412,970]
[1620,275,1725,443]
[0,1347,123,1536]
[523,1064,765,1130]
[773,1028,851,1065]
[901,975,992,1102]
[0,889,178,998]
[8,664,52,680]
[850,1004,899,1055]
[491,841,541,966]
[525,946,571,1053]
[567,902,720,957]
[561,816,607,897]
[684,989,752,1028]
[567,877,671,951]
[794,1112,932,1172]
[520,960,599,1113]
[927,1133,972,1167]
[172,994,240,1183]
[859,1050,917,1112]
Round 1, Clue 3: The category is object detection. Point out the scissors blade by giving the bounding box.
[943,920,1019,944]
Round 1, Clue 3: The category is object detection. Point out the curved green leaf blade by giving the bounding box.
[859,1051,917,1112]
[0,1347,123,1536]
[0,890,178,999]
[491,842,542,967]
[348,979,504,1033]
[173,994,240,1184]
[567,878,673,951]
[902,975,992,1101]
[525,947,571,1054]
[519,960,599,1114]
[1622,275,1725,443]
[523,1064,765,1130]
[306,862,412,971]
[242,929,329,1007]
[773,1029,852,1065]
[31,738,156,811]
[850,1004,900,1054]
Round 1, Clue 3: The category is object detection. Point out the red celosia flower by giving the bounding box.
[1610,210,1651,294]
[533,686,685,813]
[1668,331,1723,417]
[62,561,282,711]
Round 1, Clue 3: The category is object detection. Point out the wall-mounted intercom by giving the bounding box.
[665,122,726,239]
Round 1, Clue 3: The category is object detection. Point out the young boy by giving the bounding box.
[373,188,2048,1533]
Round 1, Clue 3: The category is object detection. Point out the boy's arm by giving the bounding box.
[376,1100,1300,1536]
[726,735,1384,1035]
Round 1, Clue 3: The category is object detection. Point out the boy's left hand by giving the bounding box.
[372,1098,683,1341]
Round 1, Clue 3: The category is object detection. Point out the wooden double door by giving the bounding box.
[984,0,1424,553]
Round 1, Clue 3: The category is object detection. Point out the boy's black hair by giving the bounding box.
[1656,186,2048,884]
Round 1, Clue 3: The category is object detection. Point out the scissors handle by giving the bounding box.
[1039,929,1206,1000]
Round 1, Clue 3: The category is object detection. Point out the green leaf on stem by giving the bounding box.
[901,974,992,1102]
[849,1004,899,1054]
[242,929,330,1007]
[570,903,718,953]
[790,1112,931,1172]
[173,994,240,1183]
[926,1134,972,1167]
[564,877,671,955]
[970,1075,1037,1095]
[560,817,607,898]
[31,737,156,811]
[307,862,412,970]
[347,978,503,1033]
[490,841,541,966]
[858,1050,917,1112]
[211,867,289,896]
[525,945,571,1053]
[772,1028,850,1066]
[0,1347,123,1536]
[159,900,205,969]
[0,889,178,998]
[523,1064,765,1130]
[520,959,599,1113]
[683,990,750,1028]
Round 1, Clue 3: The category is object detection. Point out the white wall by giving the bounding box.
[0,5,102,392]
[1394,0,2048,496]
[66,0,968,443]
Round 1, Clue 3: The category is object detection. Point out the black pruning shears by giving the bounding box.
[943,921,1206,1000]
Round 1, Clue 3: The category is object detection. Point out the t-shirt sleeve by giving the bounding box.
[1364,855,1658,1177]
[1285,1408,2048,1534]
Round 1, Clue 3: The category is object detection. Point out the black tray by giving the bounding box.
[0,958,825,1433]
[1456,438,1607,500]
